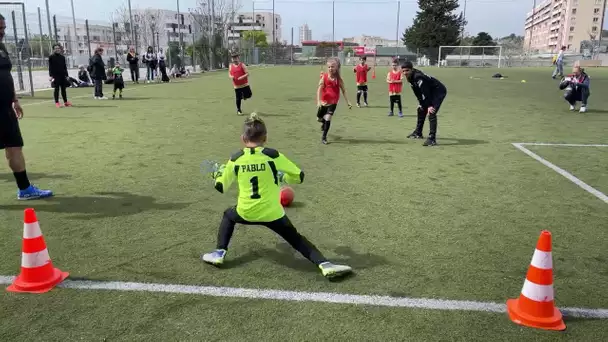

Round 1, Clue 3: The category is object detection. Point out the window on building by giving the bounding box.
[569,36,573,42]
[592,26,598,32]
[570,26,574,31]
[593,17,599,23]
[572,8,576,14]
[594,8,600,14]
[595,0,602,5]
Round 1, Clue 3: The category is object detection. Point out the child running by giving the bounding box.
[201,113,353,279]
[353,56,371,107]
[387,59,403,117]
[112,62,125,99]
[229,51,252,115]
[316,57,352,145]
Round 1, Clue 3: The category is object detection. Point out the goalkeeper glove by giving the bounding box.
[211,163,226,181]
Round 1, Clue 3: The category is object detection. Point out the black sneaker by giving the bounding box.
[112,94,115,100]
[423,138,437,146]
[407,131,424,139]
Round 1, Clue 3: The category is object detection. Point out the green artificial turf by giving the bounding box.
[0,66,607,340]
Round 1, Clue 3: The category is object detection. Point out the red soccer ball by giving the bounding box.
[280,186,295,207]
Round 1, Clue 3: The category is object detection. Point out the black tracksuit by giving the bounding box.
[407,69,447,140]
[48,53,69,103]
[126,52,139,82]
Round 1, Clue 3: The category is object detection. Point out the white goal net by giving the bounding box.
[438,46,503,68]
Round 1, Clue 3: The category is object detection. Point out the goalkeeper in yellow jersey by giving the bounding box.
[202,113,353,279]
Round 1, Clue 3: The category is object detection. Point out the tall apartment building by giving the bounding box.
[524,0,607,53]
[299,24,312,44]
[227,12,282,45]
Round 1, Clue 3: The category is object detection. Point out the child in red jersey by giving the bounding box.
[228,51,252,115]
[386,59,403,118]
[316,57,352,145]
[353,56,371,107]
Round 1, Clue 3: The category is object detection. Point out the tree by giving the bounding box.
[29,34,53,58]
[472,32,495,46]
[110,5,136,56]
[189,0,242,69]
[401,0,465,63]
[133,8,163,52]
[241,30,268,47]
[468,31,496,55]
[496,33,525,62]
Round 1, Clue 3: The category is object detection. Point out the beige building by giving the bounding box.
[342,35,398,47]
[524,0,607,53]
[228,12,282,45]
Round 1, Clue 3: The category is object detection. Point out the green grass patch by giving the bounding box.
[1,66,607,340]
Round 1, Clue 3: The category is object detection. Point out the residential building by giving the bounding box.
[342,35,398,47]
[54,21,118,66]
[524,0,607,53]
[227,12,282,45]
[299,24,312,44]
[132,9,196,54]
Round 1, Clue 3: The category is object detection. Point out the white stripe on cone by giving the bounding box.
[23,222,42,239]
[21,249,51,268]
[521,279,554,302]
[530,249,553,270]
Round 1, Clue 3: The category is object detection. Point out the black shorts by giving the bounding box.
[113,78,125,90]
[317,104,338,119]
[357,85,368,92]
[235,86,252,100]
[0,106,24,149]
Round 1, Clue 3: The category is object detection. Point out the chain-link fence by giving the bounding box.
[2,2,34,96]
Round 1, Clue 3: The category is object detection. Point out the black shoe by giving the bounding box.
[407,131,424,139]
[423,137,437,146]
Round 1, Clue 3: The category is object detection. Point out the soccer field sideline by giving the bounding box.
[1,275,607,319]
[20,65,275,107]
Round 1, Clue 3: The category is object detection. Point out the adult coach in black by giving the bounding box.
[401,61,447,146]
[0,14,53,200]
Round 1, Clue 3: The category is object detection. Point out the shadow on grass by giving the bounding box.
[330,136,407,145]
[223,243,388,280]
[254,111,289,117]
[0,173,71,182]
[435,138,488,146]
[71,104,118,108]
[114,96,156,101]
[588,109,608,114]
[0,191,192,220]
[285,201,305,208]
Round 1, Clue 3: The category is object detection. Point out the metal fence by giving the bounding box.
[2,2,34,96]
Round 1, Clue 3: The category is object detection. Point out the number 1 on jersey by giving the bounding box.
[250,176,261,199]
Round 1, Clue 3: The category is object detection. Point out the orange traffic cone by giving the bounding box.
[6,208,69,293]
[506,230,566,331]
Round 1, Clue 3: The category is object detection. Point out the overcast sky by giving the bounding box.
[17,0,608,42]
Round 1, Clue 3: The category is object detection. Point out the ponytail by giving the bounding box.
[328,57,343,87]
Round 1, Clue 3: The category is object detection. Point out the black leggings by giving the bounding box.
[53,83,67,103]
[216,206,327,265]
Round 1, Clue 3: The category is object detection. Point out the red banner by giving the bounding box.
[354,46,376,56]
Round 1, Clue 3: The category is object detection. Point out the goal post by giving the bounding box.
[437,45,503,68]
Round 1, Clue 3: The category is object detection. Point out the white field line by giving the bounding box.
[518,143,608,147]
[512,143,608,204]
[0,275,607,319]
